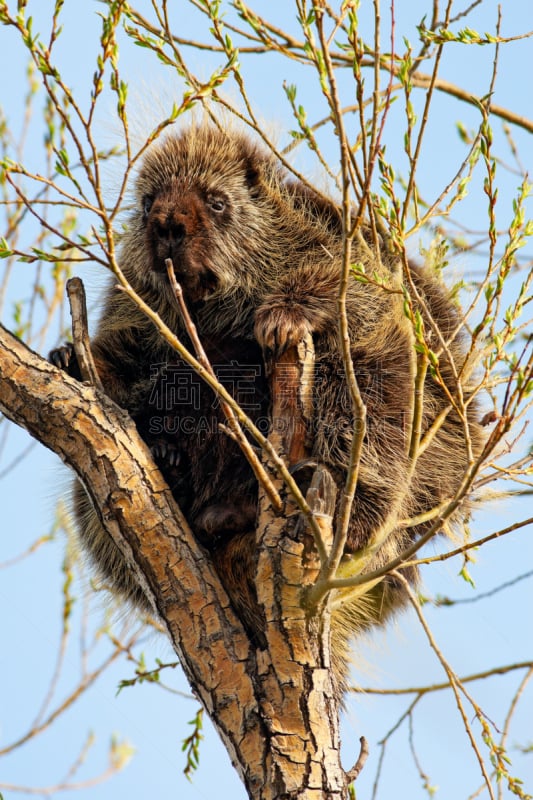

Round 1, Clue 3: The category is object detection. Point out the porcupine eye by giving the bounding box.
[206,193,226,214]
[142,195,154,221]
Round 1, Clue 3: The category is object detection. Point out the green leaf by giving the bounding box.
[459,565,476,589]
[0,237,13,258]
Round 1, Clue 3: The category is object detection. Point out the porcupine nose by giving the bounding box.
[155,215,186,250]
[150,210,189,271]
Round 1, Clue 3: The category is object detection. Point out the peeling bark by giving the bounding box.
[0,323,352,799]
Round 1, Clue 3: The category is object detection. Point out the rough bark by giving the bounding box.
[0,323,352,799]
[253,338,344,798]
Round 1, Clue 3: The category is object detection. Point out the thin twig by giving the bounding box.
[165,258,283,513]
[346,736,370,784]
[353,661,533,696]
[391,570,496,800]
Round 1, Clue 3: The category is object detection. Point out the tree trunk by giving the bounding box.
[0,323,353,798]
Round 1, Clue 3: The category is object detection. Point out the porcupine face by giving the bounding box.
[134,126,275,305]
[142,181,224,302]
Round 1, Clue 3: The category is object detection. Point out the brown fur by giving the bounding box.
[50,124,482,695]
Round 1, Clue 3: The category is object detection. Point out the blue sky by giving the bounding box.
[1,2,532,799]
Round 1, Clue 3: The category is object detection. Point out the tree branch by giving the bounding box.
[0,323,362,798]
[67,277,102,389]
[0,323,271,791]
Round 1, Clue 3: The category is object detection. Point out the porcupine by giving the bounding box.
[50,123,482,694]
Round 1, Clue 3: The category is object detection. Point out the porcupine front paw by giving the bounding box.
[254,303,313,358]
[49,342,77,372]
[150,439,181,468]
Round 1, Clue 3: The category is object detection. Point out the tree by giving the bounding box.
[0,1,532,798]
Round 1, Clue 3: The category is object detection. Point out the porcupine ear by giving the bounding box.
[244,154,284,203]
[242,146,277,197]
[244,156,263,196]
